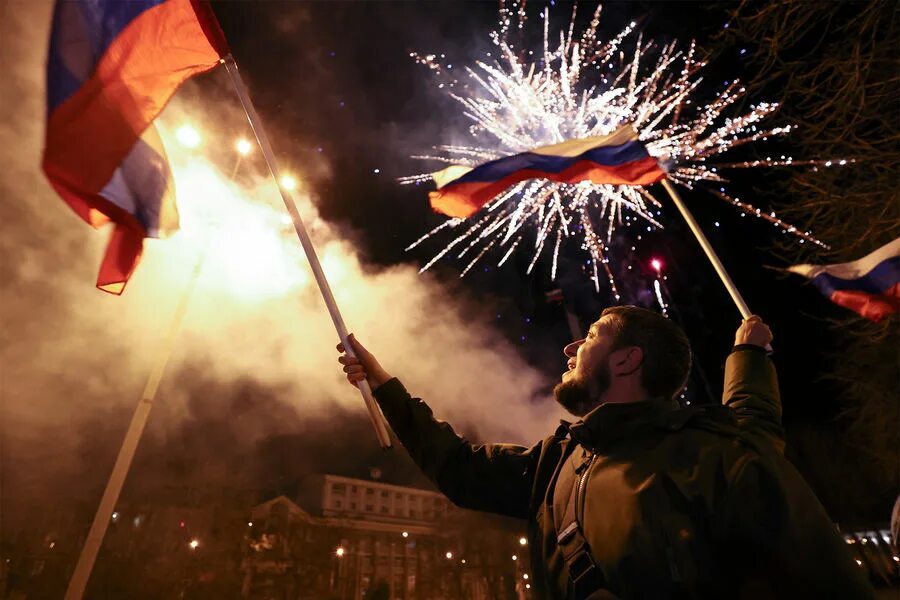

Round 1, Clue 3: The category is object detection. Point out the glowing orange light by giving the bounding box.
[235,138,253,156]
[176,125,201,148]
[280,174,298,191]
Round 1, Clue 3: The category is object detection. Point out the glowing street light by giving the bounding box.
[519,536,527,546]
[512,554,518,561]
[445,551,453,559]
[651,258,663,273]
[280,174,298,191]
[235,138,253,156]
[189,539,199,550]
[401,531,409,538]
[176,124,201,148]
[335,546,346,557]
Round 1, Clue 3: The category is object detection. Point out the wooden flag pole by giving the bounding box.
[660,179,753,319]
[221,55,392,449]
[64,249,206,600]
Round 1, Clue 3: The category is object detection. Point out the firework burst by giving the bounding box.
[401,2,835,296]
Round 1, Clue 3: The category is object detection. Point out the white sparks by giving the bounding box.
[403,1,830,292]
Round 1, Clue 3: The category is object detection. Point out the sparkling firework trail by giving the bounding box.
[401,1,840,295]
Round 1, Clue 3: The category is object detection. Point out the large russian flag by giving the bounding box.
[788,238,900,322]
[43,0,228,294]
[428,126,666,218]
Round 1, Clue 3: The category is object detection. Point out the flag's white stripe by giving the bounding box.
[530,125,638,157]
[787,237,900,280]
[432,165,474,188]
[430,125,641,187]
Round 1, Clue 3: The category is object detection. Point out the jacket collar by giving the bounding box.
[562,397,680,449]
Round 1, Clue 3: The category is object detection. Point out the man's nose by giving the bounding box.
[563,339,584,357]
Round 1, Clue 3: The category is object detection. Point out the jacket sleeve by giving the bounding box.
[718,455,876,599]
[373,378,540,520]
[722,346,785,454]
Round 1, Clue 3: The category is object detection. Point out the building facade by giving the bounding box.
[241,475,530,600]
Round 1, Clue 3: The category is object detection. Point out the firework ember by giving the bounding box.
[402,1,837,294]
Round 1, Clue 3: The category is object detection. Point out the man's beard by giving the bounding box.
[553,362,611,417]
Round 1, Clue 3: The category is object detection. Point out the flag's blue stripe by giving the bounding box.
[117,136,172,235]
[447,140,652,186]
[46,0,165,115]
[811,256,900,297]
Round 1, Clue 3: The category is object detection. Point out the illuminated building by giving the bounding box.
[241,475,529,599]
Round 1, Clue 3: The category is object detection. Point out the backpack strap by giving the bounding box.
[551,427,607,599]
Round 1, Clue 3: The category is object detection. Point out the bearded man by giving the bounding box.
[337,306,873,599]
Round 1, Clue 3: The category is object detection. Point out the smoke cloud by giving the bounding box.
[0,3,564,531]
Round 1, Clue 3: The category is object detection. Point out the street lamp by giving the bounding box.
[445,551,453,560]
[189,539,199,550]
[335,546,345,558]
[280,174,297,191]
[235,138,253,156]
[519,537,527,546]
[176,125,201,148]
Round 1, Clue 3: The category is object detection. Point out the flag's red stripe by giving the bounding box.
[190,0,231,57]
[97,225,145,294]
[43,0,221,207]
[830,283,900,322]
[429,156,665,217]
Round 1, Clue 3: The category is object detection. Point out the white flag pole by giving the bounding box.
[64,250,206,600]
[221,55,392,449]
[660,179,753,319]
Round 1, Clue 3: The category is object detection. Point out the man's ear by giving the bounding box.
[610,346,643,376]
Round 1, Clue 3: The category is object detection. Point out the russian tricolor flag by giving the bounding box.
[788,238,900,322]
[428,126,667,218]
[43,0,228,293]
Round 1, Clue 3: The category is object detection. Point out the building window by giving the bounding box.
[381,491,389,498]
[335,500,342,508]
[332,483,346,495]
[366,504,374,512]
[351,485,357,492]
[351,502,357,510]
[381,506,389,514]
[366,489,374,496]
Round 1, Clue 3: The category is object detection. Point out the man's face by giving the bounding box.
[553,317,616,416]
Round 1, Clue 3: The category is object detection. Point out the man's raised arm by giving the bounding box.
[337,335,539,519]
[723,316,786,453]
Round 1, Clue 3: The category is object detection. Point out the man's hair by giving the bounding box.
[601,305,692,400]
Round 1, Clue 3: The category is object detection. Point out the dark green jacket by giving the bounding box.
[373,347,874,599]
